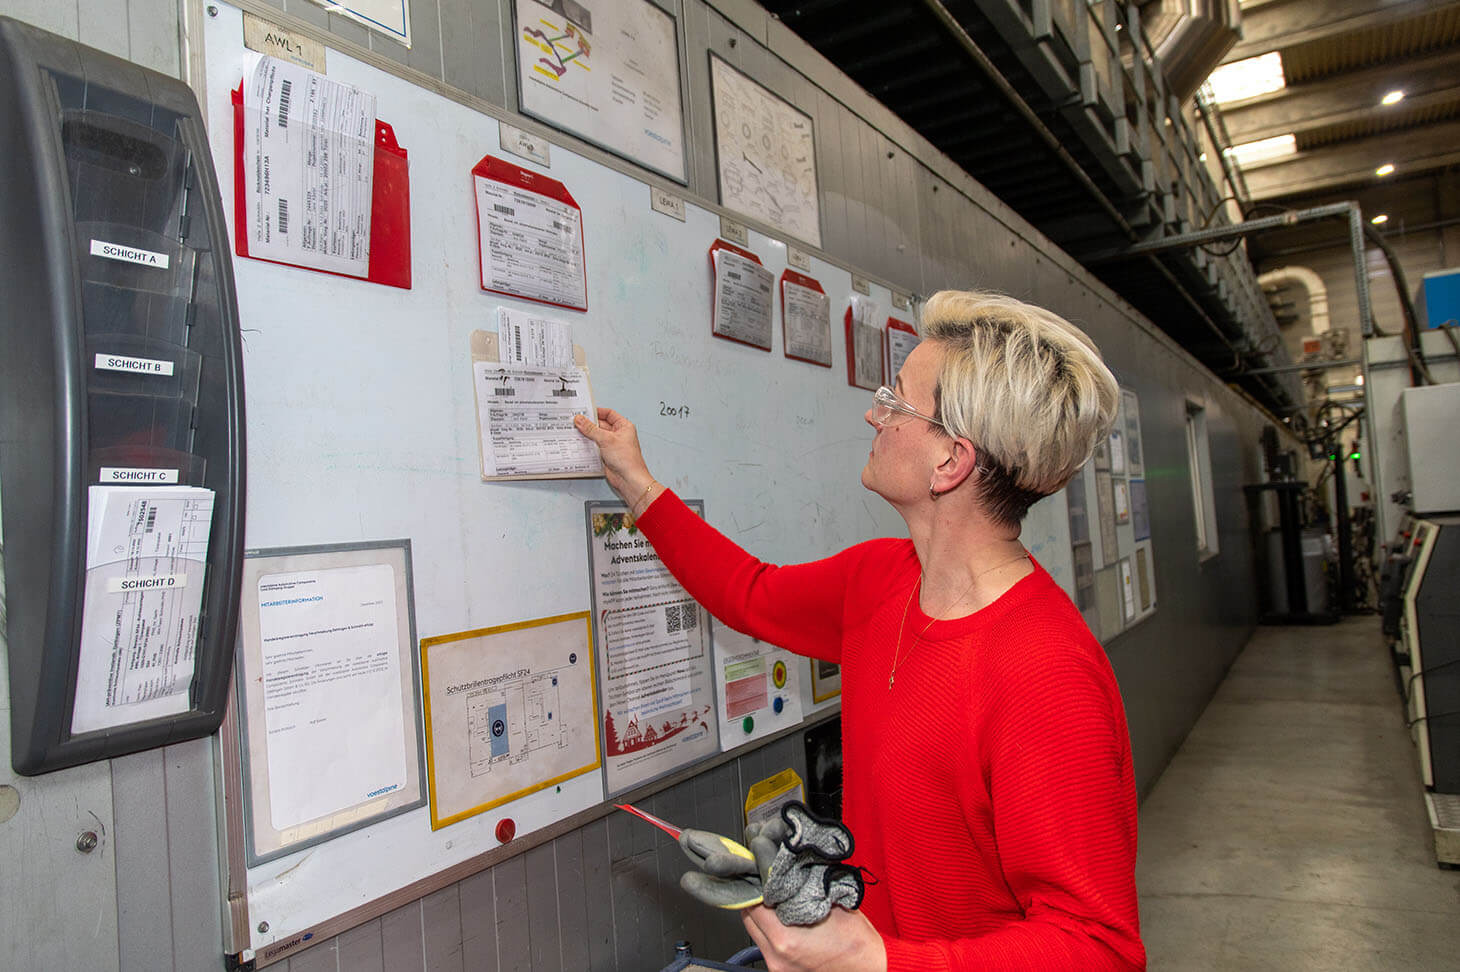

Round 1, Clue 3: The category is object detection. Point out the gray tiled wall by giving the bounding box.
[0,1,1274,969]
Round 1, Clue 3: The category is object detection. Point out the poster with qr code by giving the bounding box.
[585,500,720,795]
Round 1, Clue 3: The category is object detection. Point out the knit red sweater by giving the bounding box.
[637,490,1144,971]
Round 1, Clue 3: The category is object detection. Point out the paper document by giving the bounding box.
[473,363,601,478]
[256,563,409,830]
[244,54,376,277]
[497,307,574,369]
[712,249,774,349]
[886,323,920,381]
[73,485,215,734]
[586,501,719,795]
[421,614,600,829]
[848,296,883,390]
[475,173,587,309]
[782,280,831,365]
[713,627,803,747]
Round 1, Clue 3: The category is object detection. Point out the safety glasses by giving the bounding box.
[871,385,945,430]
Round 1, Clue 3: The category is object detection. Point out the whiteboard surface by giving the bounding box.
[206,3,912,950]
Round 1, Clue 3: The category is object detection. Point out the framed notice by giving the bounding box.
[514,0,687,183]
[235,540,425,865]
[586,500,720,796]
[809,656,841,703]
[710,54,821,247]
[421,613,600,829]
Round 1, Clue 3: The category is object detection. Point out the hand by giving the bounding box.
[572,407,654,505]
[742,902,887,972]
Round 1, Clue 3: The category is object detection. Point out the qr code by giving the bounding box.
[664,603,698,634]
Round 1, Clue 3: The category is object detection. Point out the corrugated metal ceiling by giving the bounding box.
[1281,4,1460,83]
[1296,96,1460,149]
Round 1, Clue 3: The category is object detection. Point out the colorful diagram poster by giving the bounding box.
[515,0,686,182]
[585,501,720,795]
[420,613,600,829]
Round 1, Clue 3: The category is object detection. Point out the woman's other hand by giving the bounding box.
[574,407,656,508]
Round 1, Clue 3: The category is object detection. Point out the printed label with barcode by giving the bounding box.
[550,388,578,398]
[493,387,516,396]
[552,220,569,231]
[494,204,515,215]
[277,78,292,127]
[144,507,158,533]
[277,198,289,234]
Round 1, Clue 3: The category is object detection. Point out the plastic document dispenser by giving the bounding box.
[0,18,245,774]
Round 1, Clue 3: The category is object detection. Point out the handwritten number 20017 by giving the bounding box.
[660,402,690,418]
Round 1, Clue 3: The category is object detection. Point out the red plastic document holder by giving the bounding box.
[231,84,412,289]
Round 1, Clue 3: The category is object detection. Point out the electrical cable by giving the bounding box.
[1407,657,1460,692]
[1407,710,1460,729]
[1363,221,1434,385]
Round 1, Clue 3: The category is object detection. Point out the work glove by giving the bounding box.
[676,826,765,909]
[678,802,865,926]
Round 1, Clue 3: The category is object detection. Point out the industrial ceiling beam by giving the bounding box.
[1241,117,1460,200]
[1220,48,1460,144]
[1223,0,1460,63]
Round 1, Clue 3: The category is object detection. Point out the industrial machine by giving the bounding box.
[1398,516,1460,867]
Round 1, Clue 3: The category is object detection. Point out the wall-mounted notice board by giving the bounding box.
[203,4,1078,965]
[202,4,910,964]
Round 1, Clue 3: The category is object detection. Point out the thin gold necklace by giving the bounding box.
[888,550,1028,689]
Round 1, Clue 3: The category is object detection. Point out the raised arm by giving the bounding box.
[575,407,871,658]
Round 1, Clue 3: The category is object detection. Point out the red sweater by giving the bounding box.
[638,491,1144,971]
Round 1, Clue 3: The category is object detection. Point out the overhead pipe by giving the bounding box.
[1143,0,1243,103]
[916,0,1294,409]
[1258,265,1330,335]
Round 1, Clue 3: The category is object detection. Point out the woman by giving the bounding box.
[574,290,1144,971]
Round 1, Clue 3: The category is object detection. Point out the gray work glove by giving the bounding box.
[758,802,864,926]
[677,826,767,910]
[678,802,865,926]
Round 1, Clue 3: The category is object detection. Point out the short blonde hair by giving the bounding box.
[922,290,1119,525]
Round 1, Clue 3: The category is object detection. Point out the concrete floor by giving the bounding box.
[1136,616,1460,970]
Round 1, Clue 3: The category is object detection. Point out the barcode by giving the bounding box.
[277,198,289,234]
[277,79,292,128]
[493,387,516,396]
[494,204,515,215]
[144,507,158,533]
[551,388,578,398]
[552,220,569,231]
[664,603,698,634]
[513,326,522,361]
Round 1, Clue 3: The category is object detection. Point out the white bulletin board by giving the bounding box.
[204,4,903,961]
[204,4,1077,962]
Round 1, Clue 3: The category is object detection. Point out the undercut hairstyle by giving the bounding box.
[921,290,1120,526]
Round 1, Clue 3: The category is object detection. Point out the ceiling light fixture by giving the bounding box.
[1375,163,1395,177]
[1205,52,1286,105]
[1371,213,1389,225]
[1381,90,1404,106]
[1223,133,1298,167]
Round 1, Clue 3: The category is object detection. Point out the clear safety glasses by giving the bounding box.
[871,385,945,430]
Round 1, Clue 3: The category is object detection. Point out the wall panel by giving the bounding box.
[0,0,1286,967]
